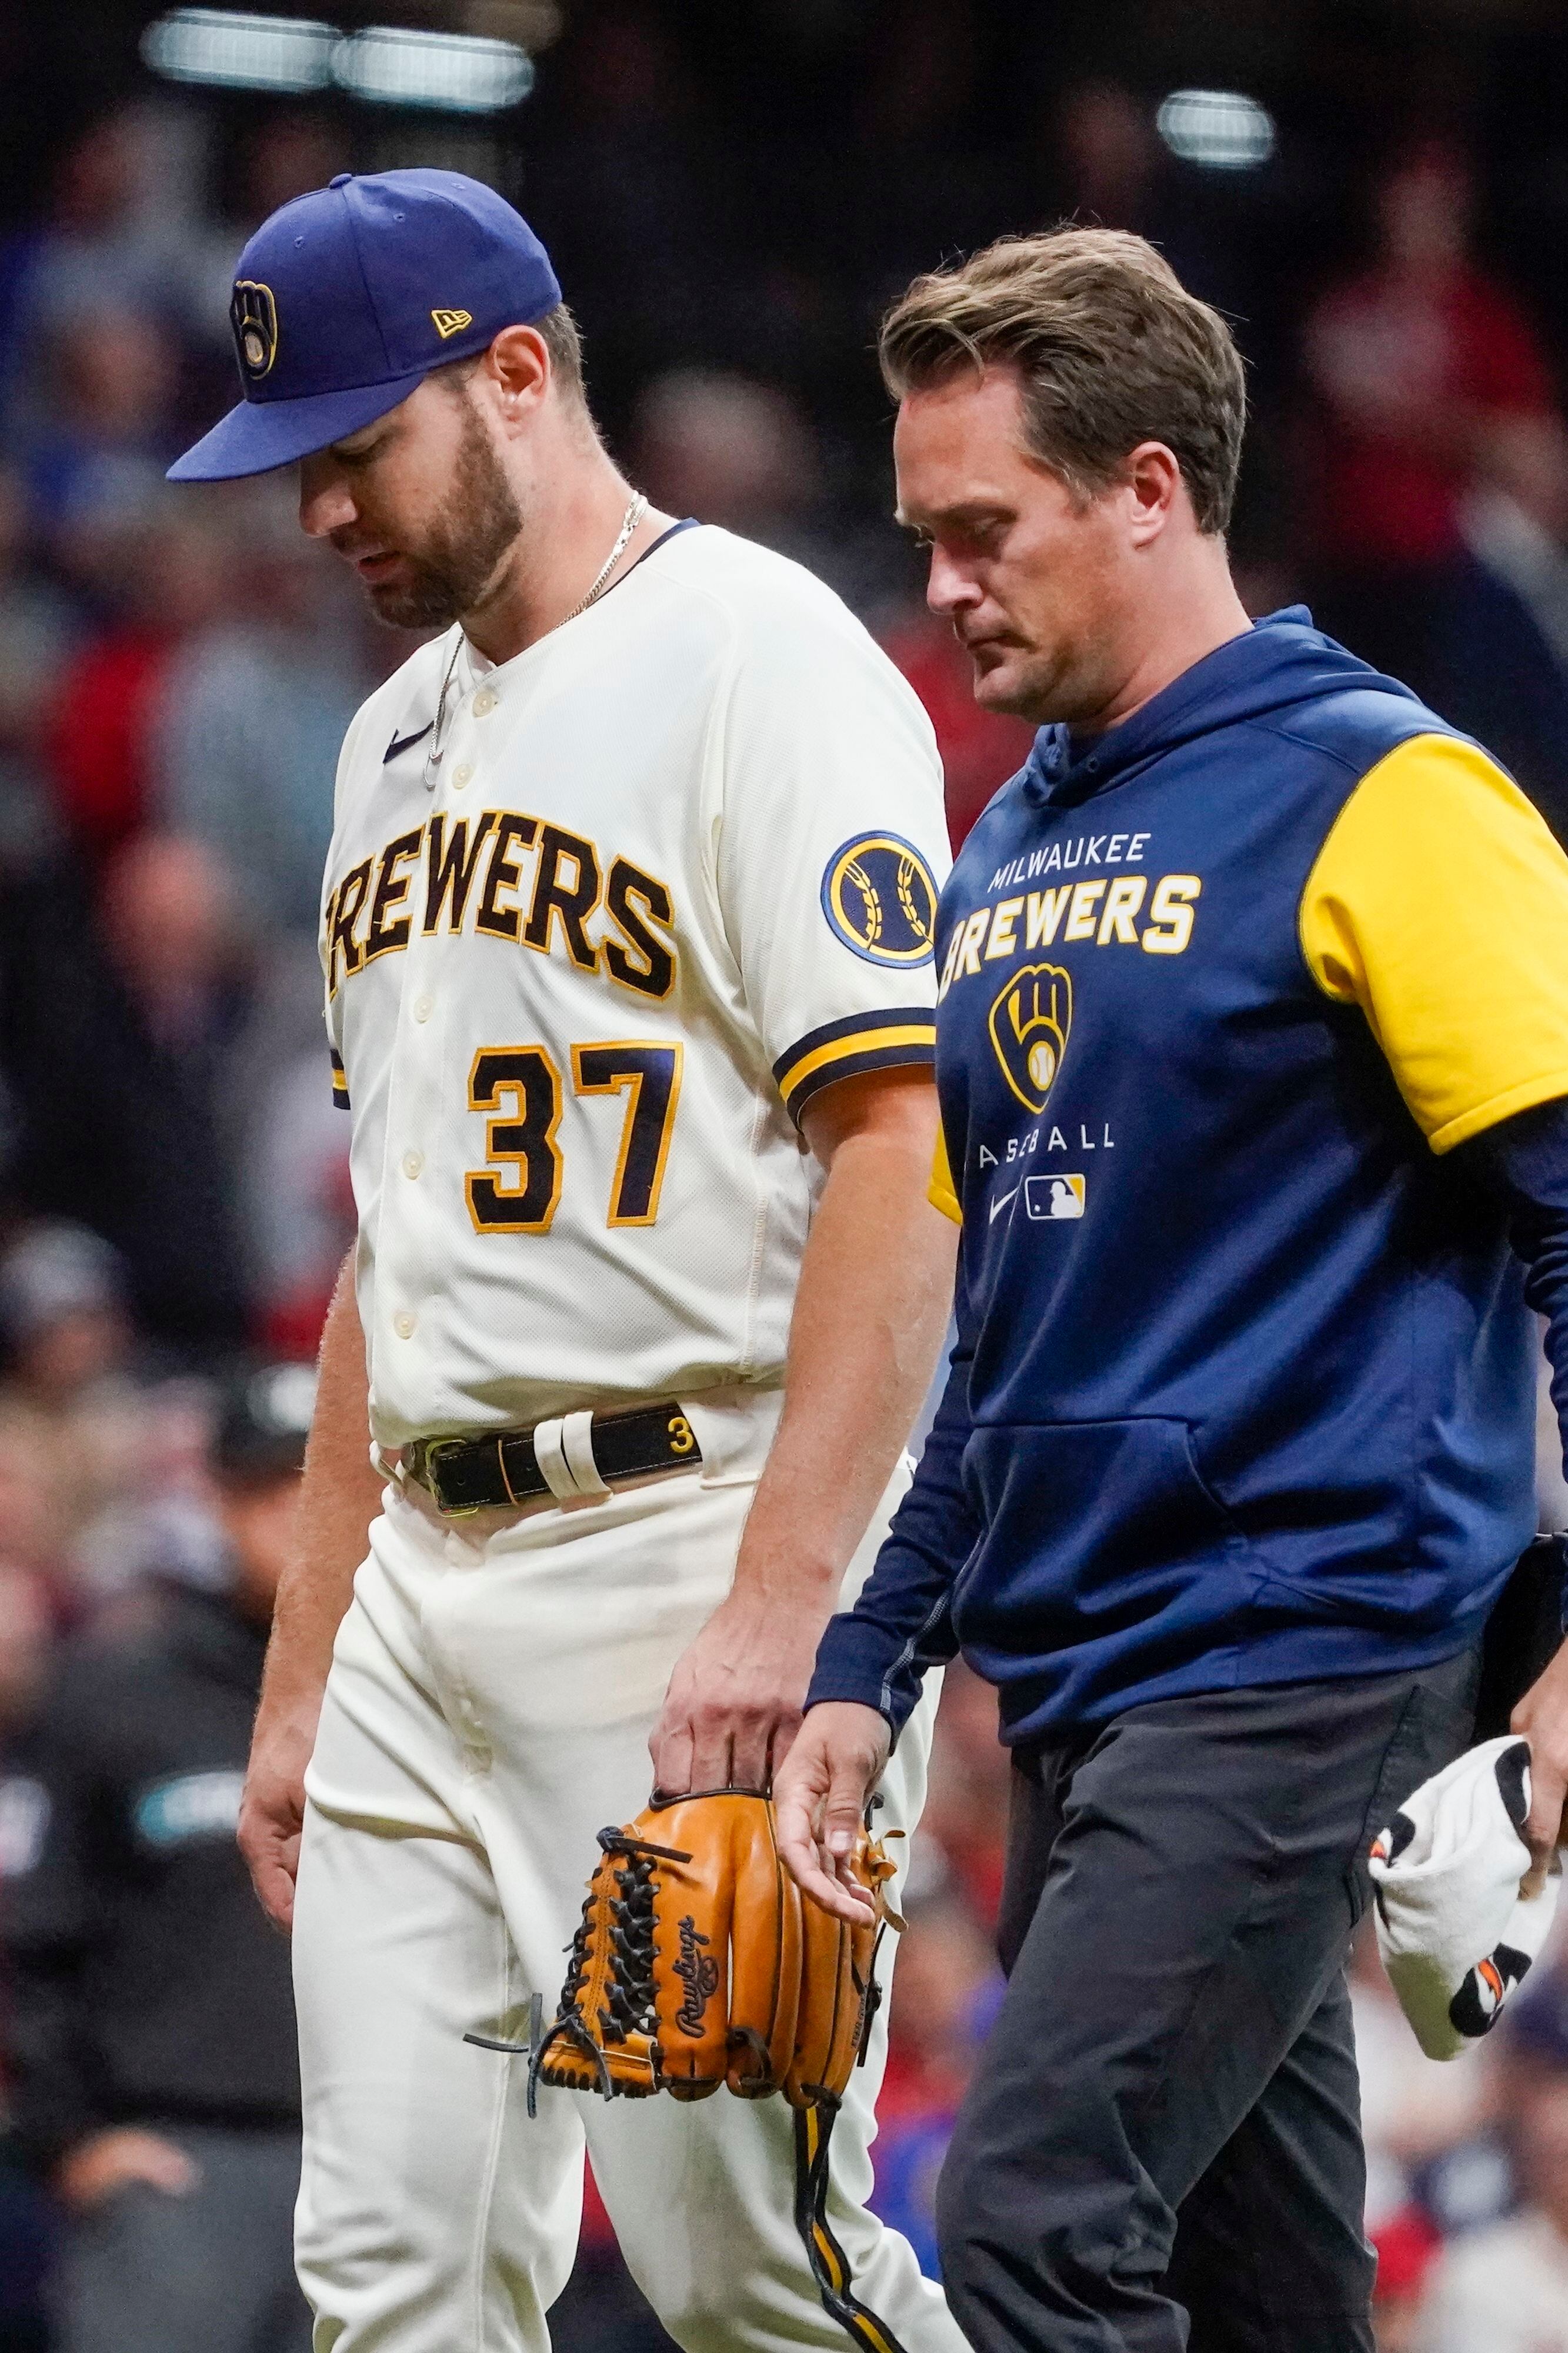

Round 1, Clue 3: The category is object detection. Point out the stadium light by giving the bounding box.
[1156,89,1276,171]
[141,9,336,93]
[142,10,536,114]
[331,26,534,112]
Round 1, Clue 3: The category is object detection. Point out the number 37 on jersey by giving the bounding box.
[465,1039,681,1237]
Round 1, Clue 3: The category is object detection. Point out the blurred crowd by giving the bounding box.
[4,7,1568,2344]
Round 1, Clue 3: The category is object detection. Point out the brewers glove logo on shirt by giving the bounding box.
[989,962,1072,1114]
[821,833,938,966]
[231,280,278,379]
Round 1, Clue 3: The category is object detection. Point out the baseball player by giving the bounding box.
[168,171,965,2353]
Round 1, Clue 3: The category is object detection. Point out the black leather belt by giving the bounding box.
[402,1401,702,1517]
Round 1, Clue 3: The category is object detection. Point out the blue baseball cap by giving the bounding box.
[169,168,562,482]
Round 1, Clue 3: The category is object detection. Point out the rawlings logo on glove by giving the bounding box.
[519,1789,901,2112]
[673,1915,720,2034]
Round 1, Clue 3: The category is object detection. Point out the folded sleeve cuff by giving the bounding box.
[806,1612,920,1734]
[329,1049,350,1111]
[1430,1071,1568,1156]
[772,1008,936,1128]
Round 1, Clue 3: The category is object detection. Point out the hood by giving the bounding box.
[1021,606,1422,810]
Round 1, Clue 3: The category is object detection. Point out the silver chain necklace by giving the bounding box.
[423,636,465,788]
[424,492,649,789]
[563,491,648,622]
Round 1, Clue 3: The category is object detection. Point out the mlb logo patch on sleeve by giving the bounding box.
[1025,1173,1086,1220]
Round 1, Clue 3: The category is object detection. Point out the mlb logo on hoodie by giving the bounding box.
[1025,1174,1085,1220]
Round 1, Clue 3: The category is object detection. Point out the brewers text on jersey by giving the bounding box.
[323,815,676,1004]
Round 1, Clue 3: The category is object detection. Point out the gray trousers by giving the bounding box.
[936,1649,1481,2353]
[56,2122,311,2353]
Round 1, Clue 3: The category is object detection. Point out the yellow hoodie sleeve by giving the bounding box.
[1299,734,1568,1153]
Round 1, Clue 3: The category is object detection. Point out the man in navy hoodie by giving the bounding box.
[774,228,1568,2352]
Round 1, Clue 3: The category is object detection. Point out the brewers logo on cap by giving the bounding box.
[820,833,938,967]
[231,280,278,380]
[989,962,1072,1114]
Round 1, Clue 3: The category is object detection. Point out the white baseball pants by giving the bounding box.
[292,1457,961,2353]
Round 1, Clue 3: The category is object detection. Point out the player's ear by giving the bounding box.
[482,326,552,425]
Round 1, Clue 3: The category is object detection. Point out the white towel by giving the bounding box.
[1367,1735,1559,2061]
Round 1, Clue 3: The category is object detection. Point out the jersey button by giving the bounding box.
[393,1310,416,1339]
[472,688,498,717]
[413,995,432,1023]
[402,1150,423,1180]
[452,762,472,789]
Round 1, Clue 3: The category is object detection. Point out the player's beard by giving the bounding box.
[364,399,524,632]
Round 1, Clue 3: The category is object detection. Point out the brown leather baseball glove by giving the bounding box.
[525,1789,901,2112]
[462,1790,910,2351]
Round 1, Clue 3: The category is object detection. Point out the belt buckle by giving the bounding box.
[418,1437,485,1519]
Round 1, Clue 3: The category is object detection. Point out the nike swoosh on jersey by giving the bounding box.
[383,722,434,764]
[989,1182,1022,1223]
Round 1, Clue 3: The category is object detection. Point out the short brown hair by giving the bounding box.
[879,228,1246,535]
[535,301,586,402]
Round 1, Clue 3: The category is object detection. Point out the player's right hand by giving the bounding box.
[238,1698,321,1932]
[772,1700,892,1925]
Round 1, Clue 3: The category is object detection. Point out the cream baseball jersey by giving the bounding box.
[321,524,949,1448]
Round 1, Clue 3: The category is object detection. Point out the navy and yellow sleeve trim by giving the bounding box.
[330,1049,350,1111]
[771,1006,936,1126]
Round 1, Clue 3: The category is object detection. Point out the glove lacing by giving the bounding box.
[526,1828,691,2114]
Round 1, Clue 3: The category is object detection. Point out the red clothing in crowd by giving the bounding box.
[1303,265,1552,567]
[47,625,174,854]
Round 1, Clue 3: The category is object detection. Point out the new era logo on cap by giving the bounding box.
[168,169,561,483]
